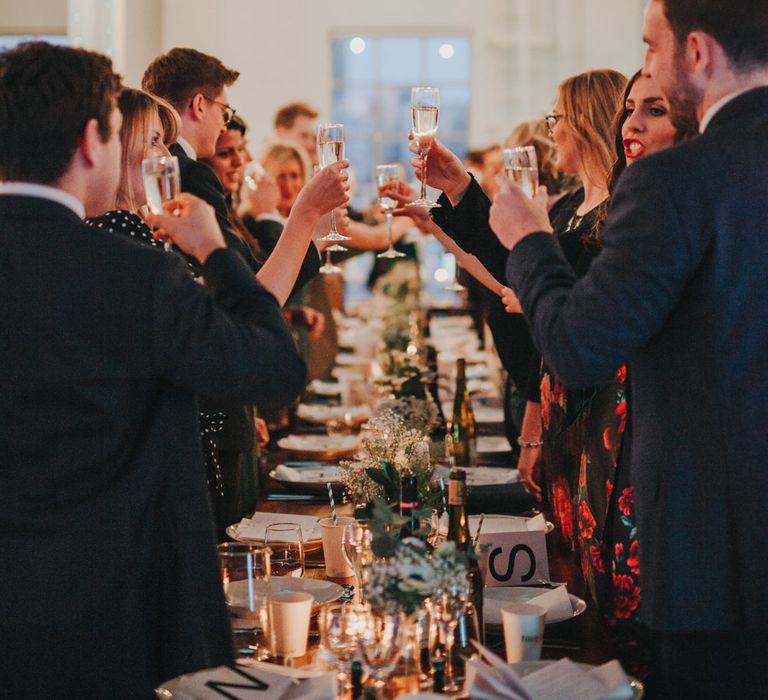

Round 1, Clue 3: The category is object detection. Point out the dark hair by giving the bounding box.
[142,47,239,113]
[662,0,768,71]
[273,101,318,129]
[227,114,248,136]
[0,42,121,184]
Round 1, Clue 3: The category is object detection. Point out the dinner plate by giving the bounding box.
[268,463,343,497]
[277,434,361,461]
[227,577,344,612]
[307,379,342,397]
[483,587,587,628]
[433,466,519,488]
[477,435,513,454]
[509,661,644,699]
[436,513,553,537]
[296,403,369,425]
[226,512,323,543]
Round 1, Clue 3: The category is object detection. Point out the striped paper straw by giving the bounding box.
[472,513,486,548]
[327,482,337,525]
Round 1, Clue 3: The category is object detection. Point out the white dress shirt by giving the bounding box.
[176,136,197,160]
[0,181,85,219]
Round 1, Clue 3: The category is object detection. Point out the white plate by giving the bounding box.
[227,577,344,612]
[509,661,644,699]
[433,466,519,488]
[437,513,552,537]
[477,436,513,454]
[227,512,323,542]
[334,353,371,367]
[296,403,369,425]
[277,434,361,458]
[270,464,340,486]
[484,587,586,626]
[308,379,342,396]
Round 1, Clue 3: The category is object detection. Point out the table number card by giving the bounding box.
[477,530,549,587]
[173,664,293,699]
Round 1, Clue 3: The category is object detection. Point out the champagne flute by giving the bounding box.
[503,146,539,198]
[408,87,441,209]
[264,523,305,578]
[341,521,375,604]
[434,578,470,693]
[316,124,350,243]
[319,603,368,699]
[142,155,181,251]
[375,164,406,259]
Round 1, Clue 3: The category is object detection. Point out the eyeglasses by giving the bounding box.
[544,113,563,131]
[203,95,236,126]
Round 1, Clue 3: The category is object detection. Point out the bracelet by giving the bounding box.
[517,436,543,449]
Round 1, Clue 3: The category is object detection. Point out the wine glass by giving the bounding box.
[375,164,405,259]
[217,543,272,661]
[434,578,470,693]
[408,87,441,209]
[264,523,305,578]
[319,603,368,699]
[317,124,350,243]
[503,146,539,198]
[142,155,181,252]
[341,521,375,604]
[444,252,466,292]
[357,609,403,699]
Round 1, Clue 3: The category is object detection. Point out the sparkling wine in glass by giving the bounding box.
[142,155,181,252]
[375,164,405,259]
[316,123,350,244]
[503,146,539,198]
[408,87,441,210]
[341,521,374,604]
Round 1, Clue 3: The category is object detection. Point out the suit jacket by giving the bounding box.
[0,196,307,697]
[506,87,768,633]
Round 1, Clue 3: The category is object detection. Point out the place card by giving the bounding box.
[173,664,293,699]
[478,530,549,587]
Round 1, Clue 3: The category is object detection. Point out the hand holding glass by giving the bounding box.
[142,155,181,251]
[376,164,406,259]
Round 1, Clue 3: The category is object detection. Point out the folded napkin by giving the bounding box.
[434,466,519,488]
[484,585,574,626]
[232,512,322,542]
[308,380,342,396]
[438,512,535,538]
[271,464,339,484]
[168,662,336,700]
[467,643,635,700]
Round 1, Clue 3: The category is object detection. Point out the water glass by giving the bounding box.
[264,523,305,578]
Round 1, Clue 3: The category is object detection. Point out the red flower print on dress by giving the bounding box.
[613,573,640,619]
[615,399,627,433]
[605,479,613,500]
[551,477,573,541]
[590,545,606,574]
[615,542,625,561]
[579,451,588,489]
[578,501,597,540]
[627,540,640,575]
[540,374,552,430]
[552,379,566,412]
[615,365,626,384]
[618,487,634,517]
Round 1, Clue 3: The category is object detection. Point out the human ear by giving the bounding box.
[79,118,102,168]
[189,93,206,122]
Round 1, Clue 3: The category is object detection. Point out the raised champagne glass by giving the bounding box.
[375,164,405,259]
[503,146,539,198]
[408,87,441,209]
[317,123,349,274]
[142,155,181,251]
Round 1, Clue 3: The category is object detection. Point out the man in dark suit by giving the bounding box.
[488,1,768,696]
[0,42,345,698]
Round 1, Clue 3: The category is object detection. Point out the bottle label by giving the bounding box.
[448,480,466,505]
[400,501,419,509]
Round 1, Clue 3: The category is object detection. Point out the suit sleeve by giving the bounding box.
[150,248,307,406]
[506,158,706,388]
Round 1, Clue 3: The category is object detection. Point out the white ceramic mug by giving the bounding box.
[501,603,545,663]
[320,516,355,578]
[270,591,314,659]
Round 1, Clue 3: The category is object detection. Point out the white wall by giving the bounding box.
[7,0,648,149]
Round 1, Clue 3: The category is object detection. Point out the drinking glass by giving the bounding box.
[244,161,266,191]
[141,155,181,252]
[357,609,403,699]
[444,252,466,292]
[433,578,470,693]
[341,521,375,604]
[319,603,368,699]
[217,543,272,661]
[264,523,305,578]
[408,87,440,209]
[503,146,539,198]
[375,164,405,259]
[316,124,350,243]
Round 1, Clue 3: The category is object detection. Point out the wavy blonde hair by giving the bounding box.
[115,88,180,211]
[556,69,627,189]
